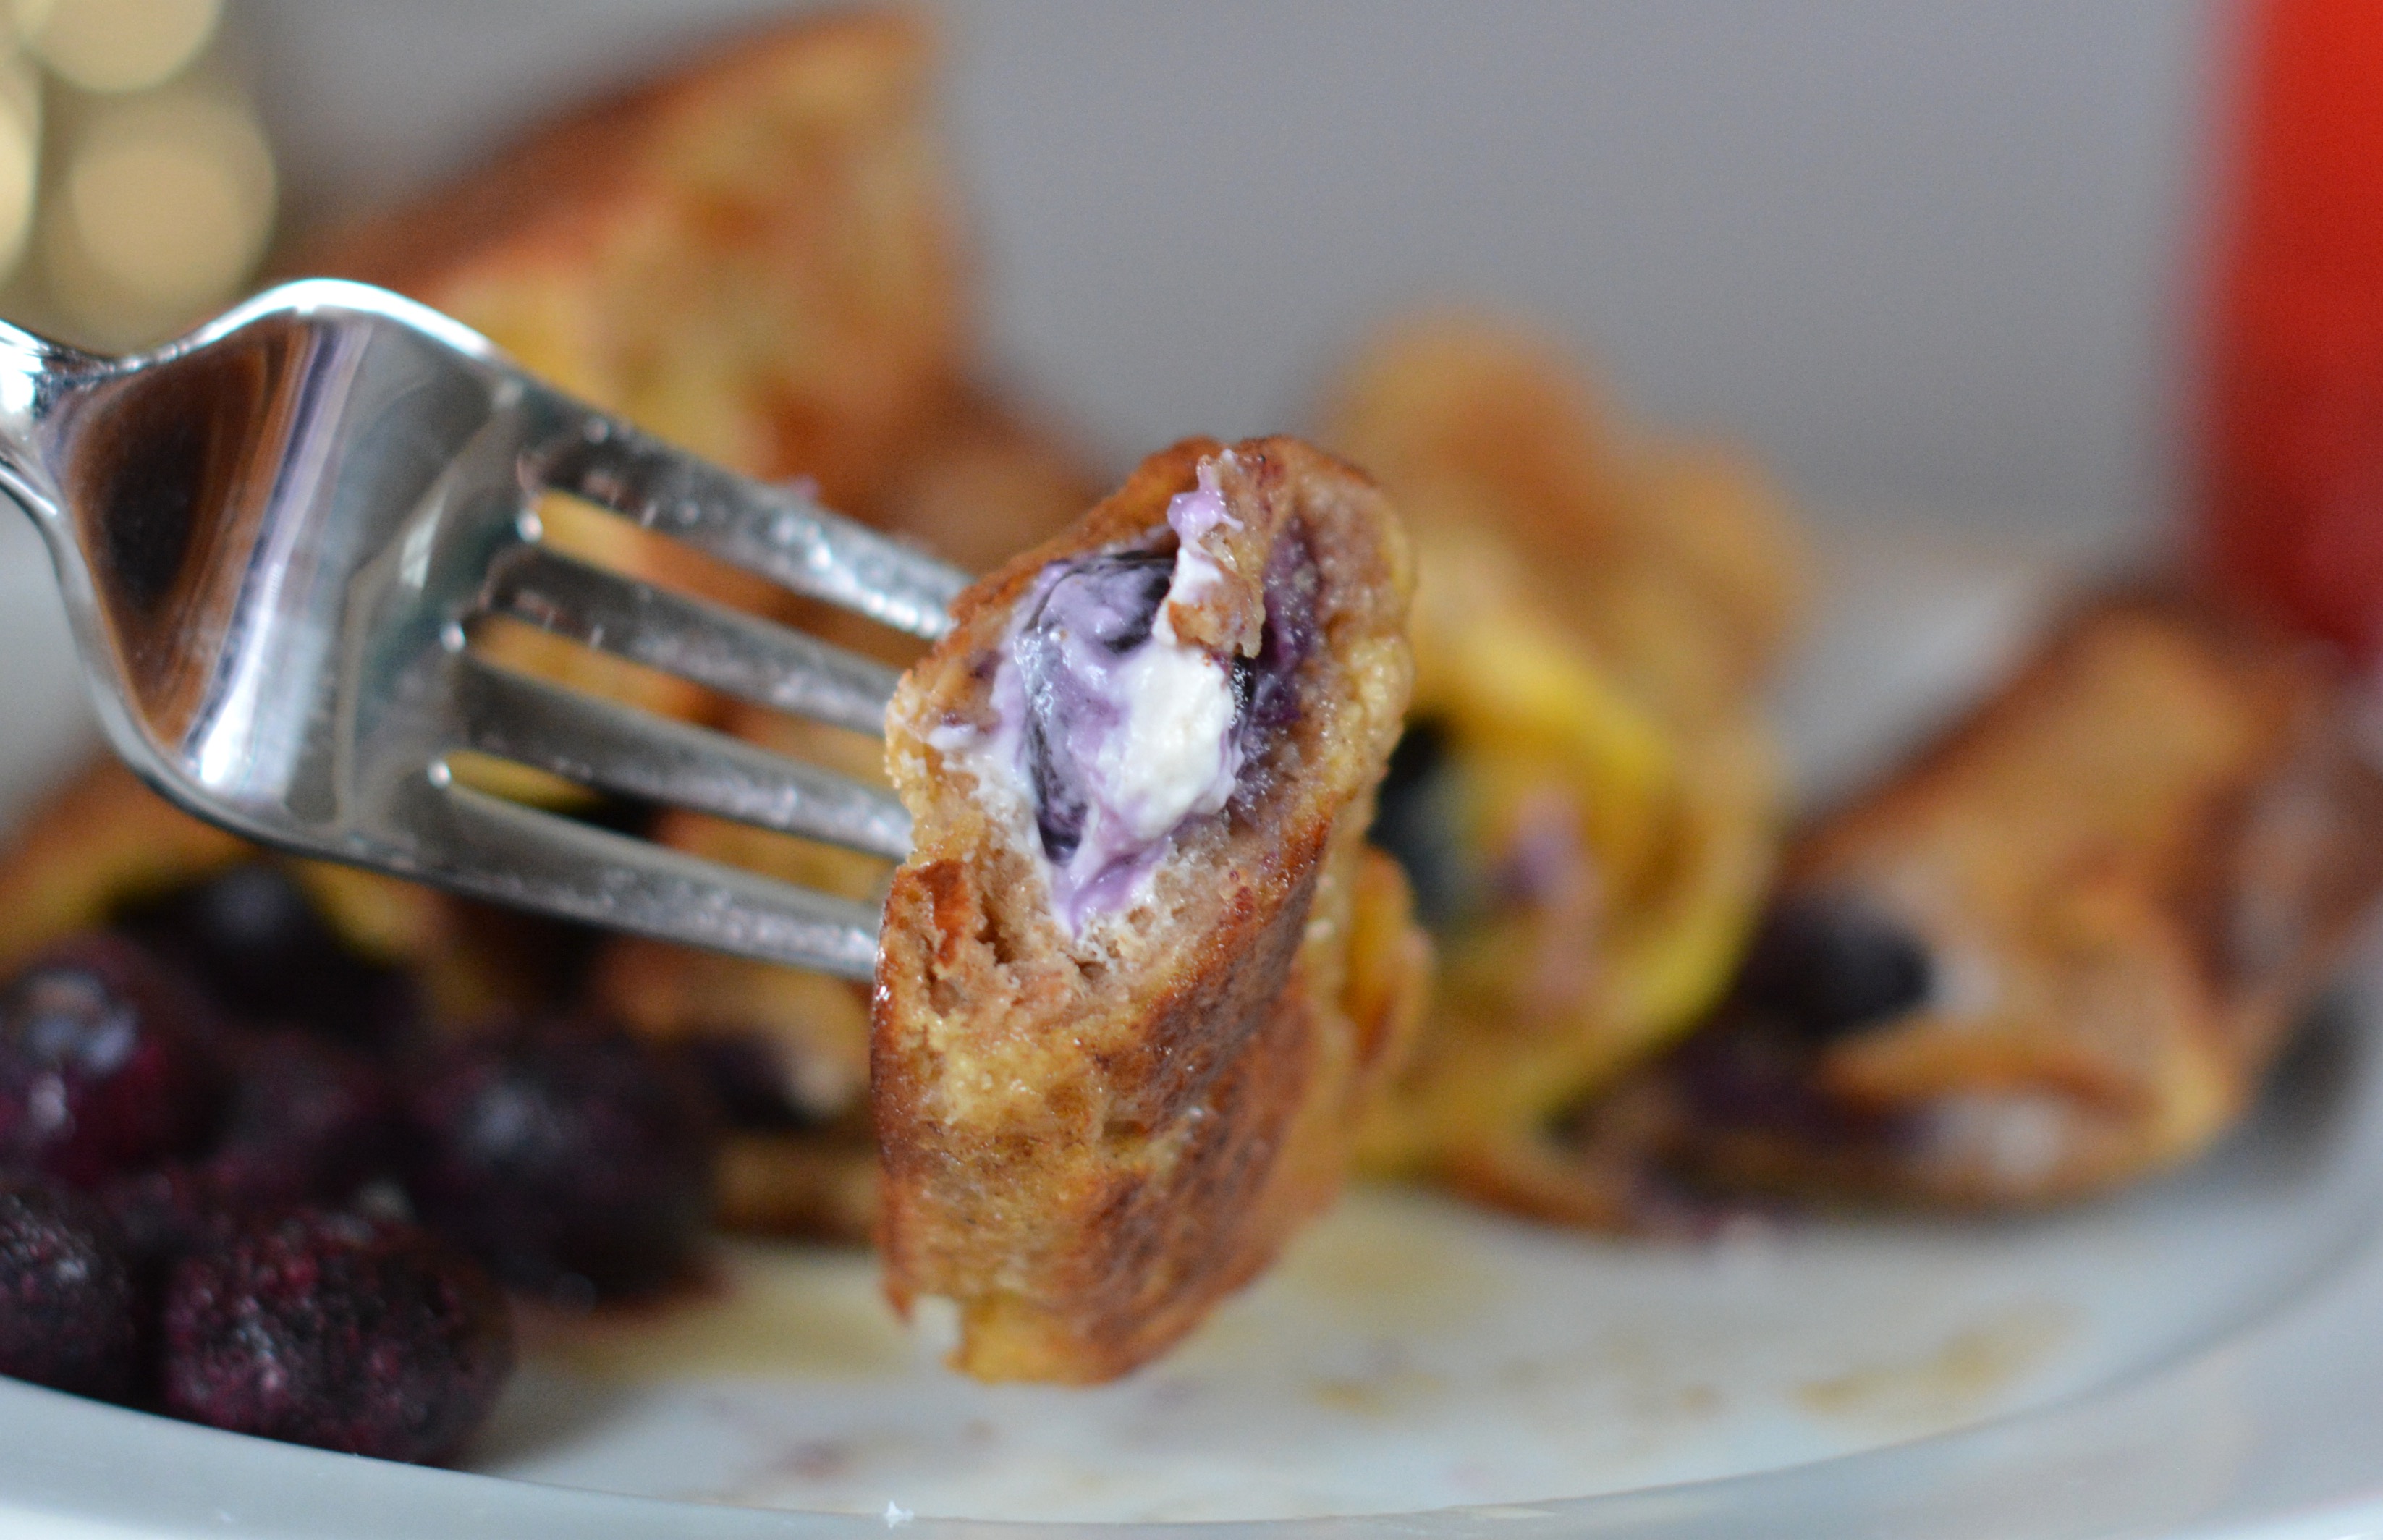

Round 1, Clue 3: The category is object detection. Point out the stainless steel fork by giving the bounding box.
[0,279,970,980]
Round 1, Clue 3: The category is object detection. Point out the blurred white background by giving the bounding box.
[243,0,2229,555]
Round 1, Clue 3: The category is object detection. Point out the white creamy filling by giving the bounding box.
[1094,635,1239,845]
[931,454,1252,936]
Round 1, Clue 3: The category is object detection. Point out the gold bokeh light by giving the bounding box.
[0,48,38,282]
[12,0,219,94]
[58,88,271,325]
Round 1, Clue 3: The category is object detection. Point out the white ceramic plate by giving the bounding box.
[2,515,2382,1539]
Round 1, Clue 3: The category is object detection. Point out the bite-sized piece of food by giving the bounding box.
[0,761,579,1029]
[874,436,1420,1382]
[0,933,222,1189]
[305,8,971,732]
[402,1019,719,1301]
[161,1209,513,1463]
[1593,591,2383,1208]
[0,1175,143,1402]
[1316,315,1800,1226]
[586,385,1100,1240]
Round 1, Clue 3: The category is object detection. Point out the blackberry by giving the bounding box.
[206,1031,397,1208]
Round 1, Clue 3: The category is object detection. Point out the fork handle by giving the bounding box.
[0,316,101,527]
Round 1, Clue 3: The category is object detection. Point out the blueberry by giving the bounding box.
[1014,551,1174,864]
[161,1208,512,1463]
[1367,718,1479,931]
[403,1019,717,1301]
[672,1031,827,1133]
[117,864,420,1049]
[1234,530,1319,744]
[1735,895,1933,1041]
[96,1033,399,1267]
[0,1175,143,1402]
[98,1163,233,1266]
[0,934,221,1188]
[206,1032,398,1209]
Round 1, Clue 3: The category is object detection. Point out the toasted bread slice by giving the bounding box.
[1600,591,2383,1207]
[873,436,1418,1382]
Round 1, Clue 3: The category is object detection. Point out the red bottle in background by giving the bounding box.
[2204,0,2383,662]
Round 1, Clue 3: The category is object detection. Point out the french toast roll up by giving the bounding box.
[1318,315,1803,1225]
[1604,592,2383,1208]
[873,436,1420,1384]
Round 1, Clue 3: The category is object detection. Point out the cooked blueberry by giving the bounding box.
[1367,718,1479,930]
[672,1031,826,1133]
[403,1019,717,1300]
[117,864,419,1048]
[1736,895,1932,1040]
[98,1163,232,1265]
[1235,530,1319,742]
[161,1208,512,1463]
[0,934,221,1188]
[0,1175,143,1401]
[206,1032,397,1208]
[1015,551,1174,865]
[1023,706,1091,866]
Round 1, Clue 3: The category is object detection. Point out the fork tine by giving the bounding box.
[450,656,912,859]
[534,411,970,640]
[481,544,902,735]
[421,780,881,978]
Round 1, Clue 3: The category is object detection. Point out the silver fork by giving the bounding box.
[0,279,969,981]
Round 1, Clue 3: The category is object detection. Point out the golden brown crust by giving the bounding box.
[1619,591,2383,1209]
[871,436,1417,1382]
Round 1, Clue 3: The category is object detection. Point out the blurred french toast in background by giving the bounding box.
[306,9,974,733]
[1320,317,1806,1226]
[2,0,2379,1337]
[0,759,571,1033]
[1575,592,2383,1211]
